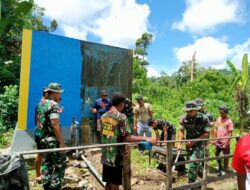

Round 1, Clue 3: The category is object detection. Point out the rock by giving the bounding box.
[64,176,80,183]
[87,184,93,190]
[73,160,81,167]
[160,182,166,190]
[138,180,144,185]
[131,178,139,186]
[82,172,90,177]
[78,179,88,188]
[80,161,87,168]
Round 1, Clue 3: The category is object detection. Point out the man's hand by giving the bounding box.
[186,141,195,148]
[91,108,97,114]
[60,142,66,148]
[177,143,182,151]
[133,125,137,133]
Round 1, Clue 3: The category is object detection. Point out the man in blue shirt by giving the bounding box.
[91,90,111,142]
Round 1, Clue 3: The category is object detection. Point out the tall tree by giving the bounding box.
[227,54,249,135]
[132,32,153,94]
[134,32,153,68]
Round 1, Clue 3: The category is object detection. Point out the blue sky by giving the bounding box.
[35,0,250,77]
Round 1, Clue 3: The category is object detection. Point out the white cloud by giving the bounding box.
[172,0,244,34]
[147,67,160,77]
[174,36,250,70]
[34,0,151,47]
[230,39,250,68]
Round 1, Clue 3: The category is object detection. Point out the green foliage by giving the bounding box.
[0,85,19,131]
[0,0,58,93]
[133,65,237,129]
[242,54,249,90]
[227,54,249,134]
[0,129,13,148]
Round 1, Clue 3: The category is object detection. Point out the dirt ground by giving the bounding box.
[27,149,237,190]
[85,149,238,190]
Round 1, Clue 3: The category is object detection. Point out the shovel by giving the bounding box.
[172,146,182,178]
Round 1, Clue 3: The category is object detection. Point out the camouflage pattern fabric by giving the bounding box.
[36,99,61,139]
[121,98,134,118]
[36,99,66,189]
[187,144,204,182]
[101,110,131,167]
[179,112,210,182]
[200,110,213,124]
[41,136,66,190]
[155,119,176,140]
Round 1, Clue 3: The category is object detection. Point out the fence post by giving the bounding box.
[166,142,173,189]
[202,140,208,190]
[123,145,131,190]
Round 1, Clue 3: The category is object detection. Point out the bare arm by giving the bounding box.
[51,118,65,148]
[133,112,138,131]
[123,135,157,145]
[163,127,168,141]
[148,109,153,120]
[177,129,184,150]
[237,172,246,190]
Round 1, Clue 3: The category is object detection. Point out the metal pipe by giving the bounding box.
[173,154,233,166]
[158,135,239,143]
[81,155,106,187]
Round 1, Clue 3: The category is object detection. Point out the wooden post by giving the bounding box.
[166,142,173,189]
[202,141,208,190]
[123,145,131,190]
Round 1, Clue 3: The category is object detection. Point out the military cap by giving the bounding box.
[184,100,201,111]
[46,82,64,93]
[195,97,205,106]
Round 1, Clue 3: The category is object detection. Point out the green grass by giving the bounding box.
[131,148,158,176]
[0,129,13,149]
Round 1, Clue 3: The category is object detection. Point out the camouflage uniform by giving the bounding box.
[154,119,176,140]
[121,98,135,134]
[101,110,131,167]
[36,99,66,190]
[180,112,210,183]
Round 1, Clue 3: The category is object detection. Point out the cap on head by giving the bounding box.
[46,82,64,93]
[195,98,204,106]
[136,96,143,102]
[219,105,229,113]
[101,90,108,96]
[184,100,201,111]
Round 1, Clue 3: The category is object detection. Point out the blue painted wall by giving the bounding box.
[27,31,82,129]
[25,31,132,130]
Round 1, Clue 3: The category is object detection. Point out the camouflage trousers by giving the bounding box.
[186,144,204,182]
[41,137,66,190]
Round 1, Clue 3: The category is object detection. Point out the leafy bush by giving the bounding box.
[0,85,19,131]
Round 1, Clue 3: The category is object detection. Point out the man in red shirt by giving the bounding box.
[212,106,233,176]
[232,134,250,190]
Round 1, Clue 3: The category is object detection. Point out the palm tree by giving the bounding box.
[227,54,249,135]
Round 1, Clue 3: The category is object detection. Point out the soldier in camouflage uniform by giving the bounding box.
[148,119,176,141]
[177,101,210,186]
[195,98,214,125]
[101,92,156,190]
[121,98,136,135]
[36,83,66,190]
